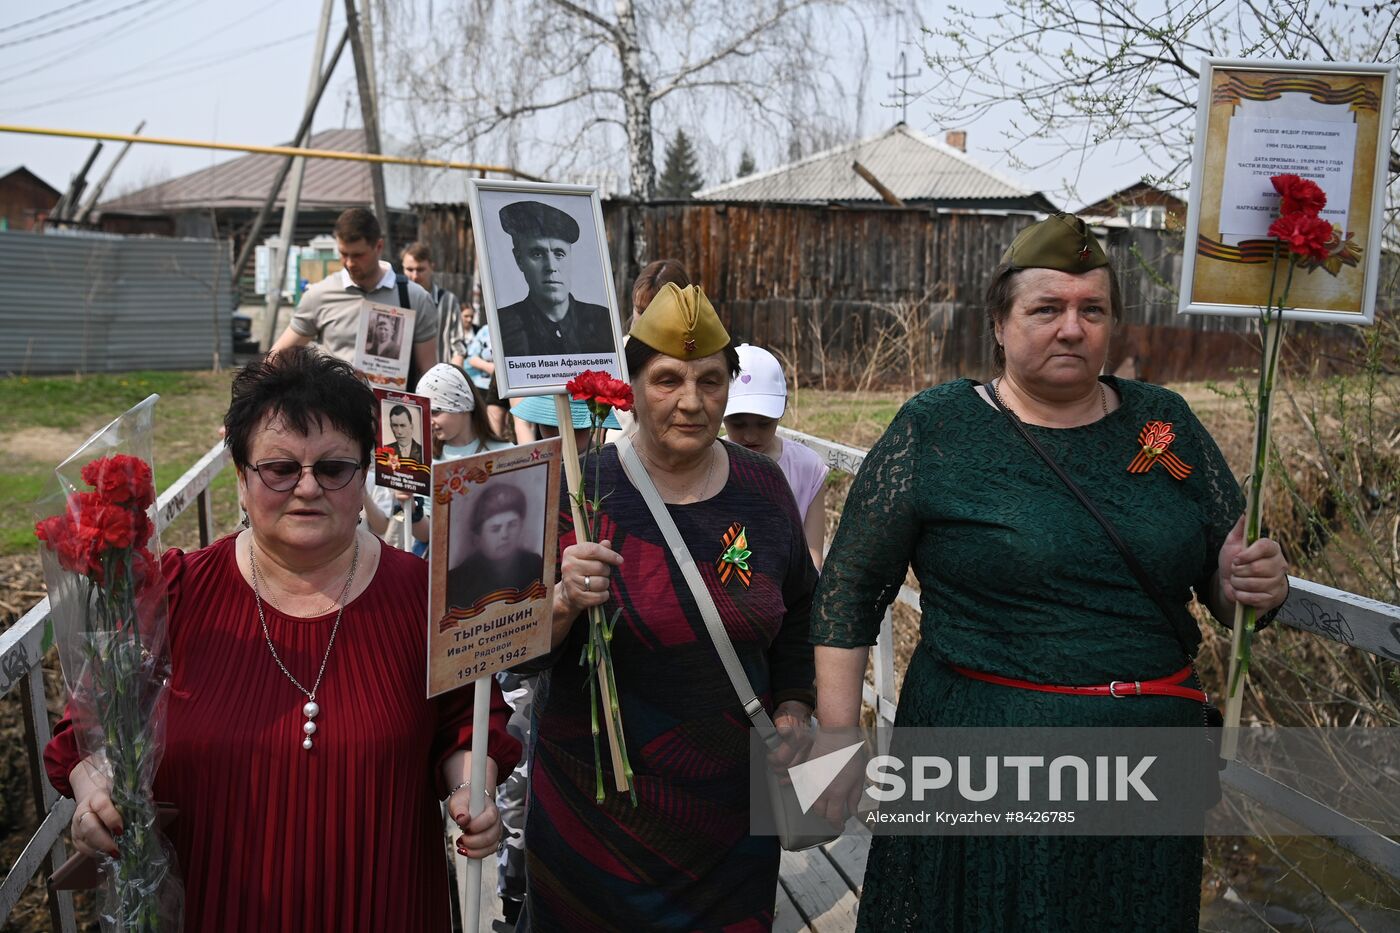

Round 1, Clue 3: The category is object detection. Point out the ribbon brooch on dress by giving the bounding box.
[1126,421,1193,480]
[717,522,753,588]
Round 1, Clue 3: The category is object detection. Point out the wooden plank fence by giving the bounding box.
[4,429,1399,930]
[417,201,1387,387]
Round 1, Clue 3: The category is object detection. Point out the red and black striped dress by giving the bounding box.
[523,442,818,931]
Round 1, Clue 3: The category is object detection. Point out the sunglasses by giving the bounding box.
[248,458,363,492]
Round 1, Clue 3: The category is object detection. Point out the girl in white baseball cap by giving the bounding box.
[723,343,829,568]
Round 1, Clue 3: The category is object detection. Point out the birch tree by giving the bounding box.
[920,0,1400,199]
[384,0,879,198]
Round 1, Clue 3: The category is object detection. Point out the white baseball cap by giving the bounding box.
[725,344,787,419]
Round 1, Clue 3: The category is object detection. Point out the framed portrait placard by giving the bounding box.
[372,389,431,496]
[467,179,628,397]
[426,438,563,697]
[354,299,415,386]
[1179,58,1396,323]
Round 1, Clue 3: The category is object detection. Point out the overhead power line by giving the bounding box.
[0,30,313,116]
[14,0,284,96]
[0,0,164,51]
[0,0,102,33]
[0,0,201,86]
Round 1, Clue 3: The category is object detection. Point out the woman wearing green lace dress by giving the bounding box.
[810,213,1289,931]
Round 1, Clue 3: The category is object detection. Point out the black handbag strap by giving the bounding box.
[985,381,1197,661]
[396,273,423,390]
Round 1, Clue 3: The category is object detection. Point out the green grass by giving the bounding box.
[0,372,207,433]
[786,388,908,450]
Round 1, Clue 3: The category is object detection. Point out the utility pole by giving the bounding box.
[344,0,390,257]
[234,27,348,289]
[76,120,145,223]
[53,142,103,220]
[360,0,381,118]
[260,0,337,351]
[886,51,922,125]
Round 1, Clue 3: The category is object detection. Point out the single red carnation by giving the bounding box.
[567,370,634,413]
[35,512,94,578]
[67,519,106,580]
[1268,212,1334,262]
[1271,174,1327,216]
[82,455,156,508]
[34,513,67,546]
[88,504,138,551]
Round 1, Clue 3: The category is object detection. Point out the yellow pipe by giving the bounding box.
[0,123,543,181]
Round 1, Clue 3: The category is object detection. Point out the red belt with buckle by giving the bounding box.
[949,663,1206,703]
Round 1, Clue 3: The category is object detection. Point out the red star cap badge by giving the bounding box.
[683,337,697,354]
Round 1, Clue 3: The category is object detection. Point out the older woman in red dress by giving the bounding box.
[45,348,520,932]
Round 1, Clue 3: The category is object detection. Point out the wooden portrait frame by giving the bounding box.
[1178,58,1396,324]
[467,179,628,397]
[426,438,562,697]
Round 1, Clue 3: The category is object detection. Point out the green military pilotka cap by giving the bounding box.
[1001,212,1109,273]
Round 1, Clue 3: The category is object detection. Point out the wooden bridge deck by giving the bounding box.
[454,824,869,932]
[775,825,869,932]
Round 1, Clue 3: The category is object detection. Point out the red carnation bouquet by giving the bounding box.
[33,395,182,931]
[1229,174,1346,703]
[565,370,637,803]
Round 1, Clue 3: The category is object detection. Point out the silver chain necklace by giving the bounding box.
[249,536,360,751]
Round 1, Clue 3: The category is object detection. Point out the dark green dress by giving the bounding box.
[811,378,1242,932]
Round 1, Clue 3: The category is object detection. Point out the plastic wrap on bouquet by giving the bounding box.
[33,394,183,932]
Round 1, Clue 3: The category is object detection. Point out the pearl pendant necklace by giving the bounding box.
[249,536,359,751]
[301,700,320,750]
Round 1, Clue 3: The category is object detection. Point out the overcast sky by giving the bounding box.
[0,0,1155,211]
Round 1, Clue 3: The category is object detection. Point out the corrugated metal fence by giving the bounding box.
[417,201,1385,386]
[0,230,233,375]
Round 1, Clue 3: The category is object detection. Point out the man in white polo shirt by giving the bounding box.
[270,207,439,380]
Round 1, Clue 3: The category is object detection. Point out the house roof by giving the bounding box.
[1079,181,1188,216]
[1,165,61,197]
[694,123,1052,209]
[98,128,441,213]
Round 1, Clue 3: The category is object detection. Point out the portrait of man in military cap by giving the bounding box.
[493,199,616,359]
[468,183,627,395]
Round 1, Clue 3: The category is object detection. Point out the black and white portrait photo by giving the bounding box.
[372,389,431,494]
[381,402,423,465]
[354,300,415,387]
[445,463,549,611]
[468,181,626,395]
[366,309,403,359]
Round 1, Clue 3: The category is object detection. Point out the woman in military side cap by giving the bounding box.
[516,283,818,931]
[808,213,1288,930]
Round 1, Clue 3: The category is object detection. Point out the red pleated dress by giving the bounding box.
[45,534,521,932]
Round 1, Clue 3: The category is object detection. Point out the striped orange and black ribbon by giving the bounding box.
[1213,75,1380,112]
[438,579,549,632]
[1195,234,1282,265]
[1126,421,1192,480]
[716,522,753,588]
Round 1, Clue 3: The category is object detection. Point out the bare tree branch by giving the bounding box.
[381,0,880,197]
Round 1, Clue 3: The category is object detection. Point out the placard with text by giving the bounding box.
[426,438,562,697]
[1178,58,1395,324]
